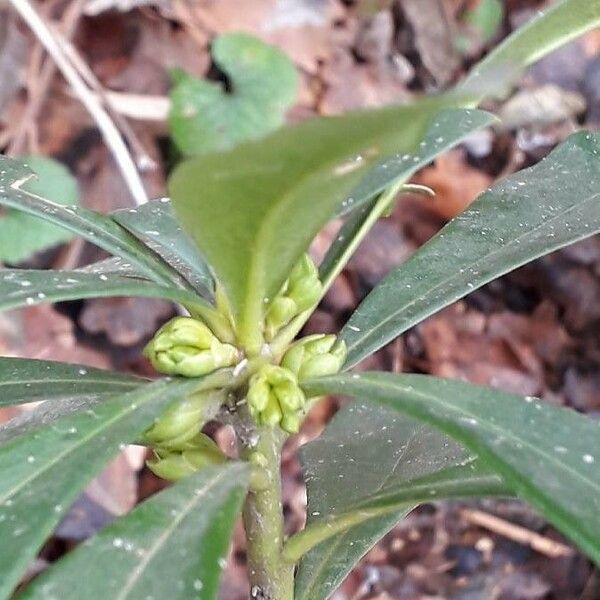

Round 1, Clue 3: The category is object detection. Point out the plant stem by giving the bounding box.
[242,427,294,600]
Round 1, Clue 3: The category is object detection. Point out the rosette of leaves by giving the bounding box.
[0,2,599,598]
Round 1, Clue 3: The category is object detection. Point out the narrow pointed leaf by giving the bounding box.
[0,156,180,286]
[334,108,496,218]
[0,269,206,313]
[169,93,473,351]
[113,200,214,298]
[303,373,600,565]
[22,463,249,600]
[342,131,600,367]
[293,402,507,600]
[462,0,600,93]
[0,378,205,598]
[0,358,143,407]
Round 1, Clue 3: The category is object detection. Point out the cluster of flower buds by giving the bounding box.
[247,365,306,433]
[265,254,323,340]
[281,334,347,381]
[142,390,227,481]
[144,316,240,377]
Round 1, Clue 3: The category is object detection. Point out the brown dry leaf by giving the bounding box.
[419,304,543,395]
[191,0,342,73]
[79,295,173,347]
[399,0,459,85]
[413,149,493,220]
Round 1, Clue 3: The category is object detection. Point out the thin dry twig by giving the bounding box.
[56,31,157,172]
[8,0,84,156]
[7,0,149,205]
[461,508,574,559]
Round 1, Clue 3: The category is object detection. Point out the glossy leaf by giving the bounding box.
[0,156,180,286]
[113,199,214,298]
[304,373,600,565]
[170,33,298,156]
[293,402,507,599]
[0,358,143,407]
[335,108,496,218]
[0,156,79,264]
[22,463,249,600]
[320,108,495,285]
[170,93,471,351]
[0,268,205,313]
[0,378,205,598]
[342,131,600,367]
[463,0,600,92]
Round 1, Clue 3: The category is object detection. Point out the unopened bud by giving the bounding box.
[247,365,306,433]
[144,316,239,377]
[264,254,323,340]
[146,433,227,481]
[282,335,347,381]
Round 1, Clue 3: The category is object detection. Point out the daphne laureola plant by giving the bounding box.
[0,2,599,599]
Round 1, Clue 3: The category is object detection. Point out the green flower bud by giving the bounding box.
[282,335,347,381]
[287,276,322,313]
[146,451,196,481]
[144,316,239,377]
[146,433,227,481]
[265,297,298,339]
[264,254,322,340]
[246,365,306,433]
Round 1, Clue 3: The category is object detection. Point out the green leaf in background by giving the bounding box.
[0,156,79,264]
[455,0,503,54]
[170,94,471,352]
[462,0,600,92]
[0,378,204,599]
[293,402,507,600]
[342,131,600,368]
[169,33,298,156]
[22,463,249,600]
[0,156,182,287]
[0,269,205,313]
[0,358,143,407]
[113,199,214,299]
[304,373,600,566]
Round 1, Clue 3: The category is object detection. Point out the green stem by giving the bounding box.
[242,427,294,600]
[269,180,406,358]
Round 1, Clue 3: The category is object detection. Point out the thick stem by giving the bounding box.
[242,427,294,600]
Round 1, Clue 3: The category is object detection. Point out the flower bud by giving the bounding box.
[144,316,239,377]
[282,334,347,381]
[247,365,306,433]
[146,433,227,481]
[264,254,323,340]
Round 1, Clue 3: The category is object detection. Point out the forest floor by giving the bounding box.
[0,0,599,598]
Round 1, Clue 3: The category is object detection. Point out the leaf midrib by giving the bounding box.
[116,469,228,599]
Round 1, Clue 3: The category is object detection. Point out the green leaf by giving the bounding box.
[320,108,495,287]
[462,0,600,92]
[0,268,206,313]
[0,377,205,598]
[169,33,298,156]
[112,199,214,299]
[170,94,471,352]
[21,463,249,600]
[303,373,600,566]
[0,156,182,286]
[0,156,79,264]
[292,402,507,600]
[0,358,143,407]
[342,131,600,368]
